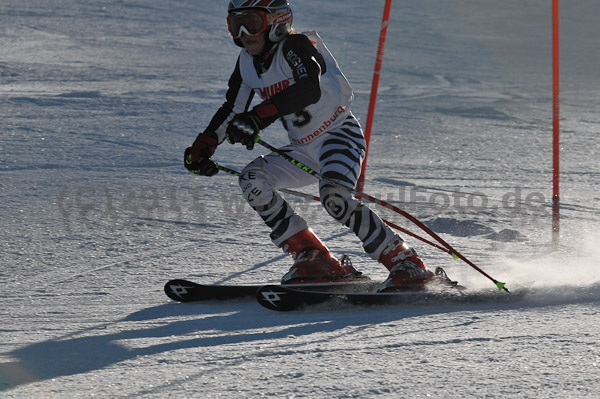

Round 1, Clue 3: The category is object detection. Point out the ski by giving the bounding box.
[257,284,448,311]
[255,267,519,311]
[255,284,522,312]
[164,279,262,302]
[165,268,486,309]
[164,278,379,303]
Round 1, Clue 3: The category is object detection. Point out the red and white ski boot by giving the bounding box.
[377,237,435,292]
[280,228,367,284]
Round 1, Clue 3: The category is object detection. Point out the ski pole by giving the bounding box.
[276,188,451,254]
[215,162,451,254]
[254,137,509,292]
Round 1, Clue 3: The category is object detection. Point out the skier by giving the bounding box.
[184,0,435,291]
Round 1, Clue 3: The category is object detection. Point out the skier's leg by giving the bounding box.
[316,114,393,260]
[239,148,363,283]
[317,115,434,290]
[238,147,316,247]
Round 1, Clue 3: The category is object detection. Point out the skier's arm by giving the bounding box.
[185,57,254,175]
[251,34,325,122]
[205,57,255,143]
[226,35,325,149]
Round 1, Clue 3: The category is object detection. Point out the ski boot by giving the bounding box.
[280,228,367,284]
[377,237,435,292]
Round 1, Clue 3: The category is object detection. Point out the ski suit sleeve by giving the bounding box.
[252,34,325,121]
[205,56,255,143]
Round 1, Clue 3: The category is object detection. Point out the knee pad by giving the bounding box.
[319,184,359,224]
[238,157,275,207]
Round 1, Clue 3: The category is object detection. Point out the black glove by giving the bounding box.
[184,147,219,176]
[226,111,263,150]
[184,131,219,176]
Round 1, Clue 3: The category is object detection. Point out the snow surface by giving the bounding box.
[1,0,599,397]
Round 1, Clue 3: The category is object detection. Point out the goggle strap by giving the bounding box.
[266,11,292,25]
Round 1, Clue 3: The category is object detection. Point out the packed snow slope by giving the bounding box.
[1,0,599,397]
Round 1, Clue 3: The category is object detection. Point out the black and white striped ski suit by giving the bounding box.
[201,31,397,260]
[239,114,395,261]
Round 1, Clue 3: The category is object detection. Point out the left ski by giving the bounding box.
[256,284,520,312]
[256,267,518,311]
[257,285,454,311]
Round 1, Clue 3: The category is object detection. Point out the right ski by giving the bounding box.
[164,278,380,303]
[164,279,262,302]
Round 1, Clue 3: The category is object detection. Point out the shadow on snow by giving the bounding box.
[2,282,600,390]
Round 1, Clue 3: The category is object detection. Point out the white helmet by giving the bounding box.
[227,0,293,47]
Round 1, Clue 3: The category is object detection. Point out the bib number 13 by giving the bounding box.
[282,109,312,130]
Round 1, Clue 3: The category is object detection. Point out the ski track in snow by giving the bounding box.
[1,0,599,397]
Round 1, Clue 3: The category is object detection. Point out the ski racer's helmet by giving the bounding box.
[227,0,293,47]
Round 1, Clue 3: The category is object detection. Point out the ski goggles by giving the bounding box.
[227,10,292,39]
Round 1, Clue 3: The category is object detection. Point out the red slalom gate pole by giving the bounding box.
[257,138,509,292]
[216,164,452,255]
[279,189,452,255]
[552,0,560,250]
[356,0,393,192]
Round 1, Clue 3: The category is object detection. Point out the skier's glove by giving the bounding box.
[184,147,219,176]
[226,110,263,150]
[226,100,279,150]
[184,131,219,176]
